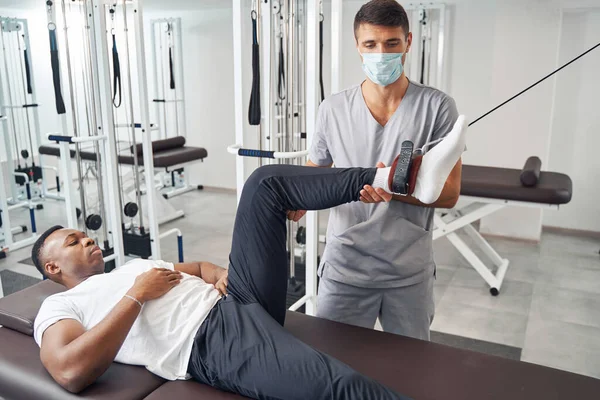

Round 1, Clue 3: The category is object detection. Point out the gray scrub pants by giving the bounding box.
[187,165,410,400]
[316,272,435,341]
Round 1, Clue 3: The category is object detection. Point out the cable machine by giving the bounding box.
[231,0,322,315]
[0,16,62,205]
[404,3,447,90]
[0,114,38,261]
[0,17,45,257]
[45,0,122,269]
[150,17,186,141]
[148,17,199,199]
[44,0,184,267]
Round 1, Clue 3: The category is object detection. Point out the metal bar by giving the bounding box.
[304,0,320,316]
[0,136,14,246]
[95,0,125,267]
[59,141,78,228]
[227,144,308,159]
[1,234,38,252]
[288,294,311,312]
[83,0,110,242]
[330,0,341,94]
[21,19,47,197]
[437,4,446,90]
[432,203,504,240]
[459,195,561,210]
[260,0,271,160]
[175,18,187,138]
[150,19,161,138]
[158,227,181,240]
[121,0,145,232]
[446,232,501,288]
[103,253,117,262]
[232,0,245,203]
[157,20,167,137]
[0,18,20,169]
[462,222,506,268]
[132,0,161,258]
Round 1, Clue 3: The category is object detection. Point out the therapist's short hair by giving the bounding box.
[354,0,410,39]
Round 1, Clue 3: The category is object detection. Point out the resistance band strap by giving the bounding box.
[278,36,285,100]
[319,16,324,102]
[248,13,261,126]
[169,46,175,89]
[24,48,33,94]
[48,29,66,114]
[420,38,426,85]
[112,34,122,108]
[470,41,600,127]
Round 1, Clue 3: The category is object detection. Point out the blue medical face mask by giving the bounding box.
[360,52,404,87]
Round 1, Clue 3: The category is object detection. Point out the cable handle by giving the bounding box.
[227,144,308,160]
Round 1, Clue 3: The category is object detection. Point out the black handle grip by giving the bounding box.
[24,49,33,94]
[48,134,73,143]
[112,34,122,108]
[319,18,324,102]
[248,17,261,126]
[169,47,175,90]
[49,30,66,115]
[238,148,275,159]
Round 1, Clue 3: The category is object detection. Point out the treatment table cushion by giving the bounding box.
[38,144,207,167]
[131,136,187,157]
[0,327,165,400]
[2,282,600,400]
[461,164,572,204]
[148,311,600,400]
[0,279,63,335]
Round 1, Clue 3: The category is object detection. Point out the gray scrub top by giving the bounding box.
[309,80,459,288]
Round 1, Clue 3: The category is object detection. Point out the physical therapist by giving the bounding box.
[288,0,463,340]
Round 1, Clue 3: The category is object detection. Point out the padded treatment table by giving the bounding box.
[2,281,600,400]
[433,164,573,295]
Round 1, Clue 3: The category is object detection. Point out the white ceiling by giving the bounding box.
[0,0,228,11]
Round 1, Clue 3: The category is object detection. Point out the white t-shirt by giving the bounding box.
[33,259,222,380]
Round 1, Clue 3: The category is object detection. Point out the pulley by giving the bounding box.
[124,202,139,218]
[85,214,102,231]
[295,226,306,245]
[272,1,281,14]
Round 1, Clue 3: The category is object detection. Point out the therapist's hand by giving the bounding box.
[287,210,307,222]
[360,162,393,203]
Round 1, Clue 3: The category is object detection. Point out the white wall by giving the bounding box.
[454,0,561,240]
[544,8,600,232]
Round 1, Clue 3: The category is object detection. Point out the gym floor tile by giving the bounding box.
[539,261,600,295]
[440,269,534,316]
[529,283,600,329]
[430,300,528,348]
[521,318,600,379]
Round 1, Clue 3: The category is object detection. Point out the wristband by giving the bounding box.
[124,294,143,308]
